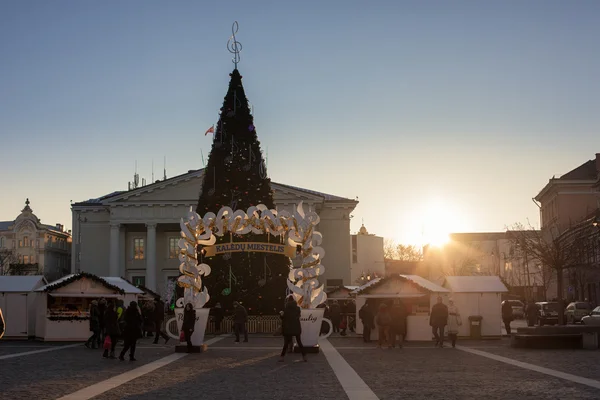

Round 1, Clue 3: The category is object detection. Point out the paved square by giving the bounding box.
[1,335,600,399]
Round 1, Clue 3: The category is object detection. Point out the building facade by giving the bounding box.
[348,224,384,287]
[0,199,72,280]
[71,169,358,295]
[535,153,600,233]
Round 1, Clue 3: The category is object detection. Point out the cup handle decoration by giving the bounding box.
[165,317,179,340]
[320,318,333,339]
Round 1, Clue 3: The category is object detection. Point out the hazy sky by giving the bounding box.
[1,1,599,245]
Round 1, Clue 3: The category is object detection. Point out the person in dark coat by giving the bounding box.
[390,300,407,348]
[85,300,101,349]
[153,298,169,344]
[182,303,196,352]
[376,303,392,348]
[501,300,514,334]
[430,296,449,347]
[526,300,538,327]
[212,303,224,333]
[119,301,143,361]
[330,301,341,333]
[233,301,248,343]
[97,297,107,348]
[359,303,374,343]
[102,301,120,359]
[279,296,307,362]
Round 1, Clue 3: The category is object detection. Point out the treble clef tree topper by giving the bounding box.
[227,21,242,69]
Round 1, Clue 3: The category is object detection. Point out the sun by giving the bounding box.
[420,200,454,248]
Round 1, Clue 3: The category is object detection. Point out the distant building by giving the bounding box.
[71,169,358,294]
[349,223,384,286]
[0,199,71,280]
[535,153,600,233]
[425,231,546,300]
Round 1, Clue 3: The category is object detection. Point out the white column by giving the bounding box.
[109,223,120,276]
[119,227,126,277]
[146,223,157,291]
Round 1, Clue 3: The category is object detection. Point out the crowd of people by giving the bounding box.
[84,297,170,360]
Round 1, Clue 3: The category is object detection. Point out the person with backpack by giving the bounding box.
[376,303,392,348]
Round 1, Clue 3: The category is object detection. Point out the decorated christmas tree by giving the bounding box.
[196,67,290,315]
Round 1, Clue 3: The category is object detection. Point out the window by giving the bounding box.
[132,276,145,287]
[168,237,178,259]
[24,236,30,247]
[134,238,145,260]
[23,255,30,264]
[19,240,23,247]
[351,236,358,263]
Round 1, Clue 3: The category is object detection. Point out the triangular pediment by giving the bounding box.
[103,169,326,205]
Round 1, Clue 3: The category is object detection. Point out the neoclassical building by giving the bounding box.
[0,199,72,280]
[71,169,358,294]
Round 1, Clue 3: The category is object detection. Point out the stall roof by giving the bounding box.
[36,273,143,295]
[353,275,449,295]
[0,275,47,292]
[443,276,508,293]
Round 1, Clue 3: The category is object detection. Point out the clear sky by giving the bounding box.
[1,1,599,245]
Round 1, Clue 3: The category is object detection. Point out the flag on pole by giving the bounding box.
[204,125,215,135]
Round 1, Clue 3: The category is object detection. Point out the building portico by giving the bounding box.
[72,169,358,295]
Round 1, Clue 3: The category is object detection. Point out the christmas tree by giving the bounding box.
[196,69,290,315]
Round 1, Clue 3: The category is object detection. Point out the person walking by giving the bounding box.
[359,303,374,343]
[446,299,462,348]
[233,301,248,343]
[119,301,143,361]
[501,300,514,335]
[376,303,392,348]
[430,296,448,348]
[212,302,224,334]
[85,300,100,349]
[182,303,196,352]
[330,301,341,334]
[152,298,170,344]
[390,300,407,348]
[279,295,307,362]
[102,300,120,359]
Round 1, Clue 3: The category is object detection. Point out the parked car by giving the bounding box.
[506,300,525,319]
[581,306,600,326]
[565,302,593,324]
[536,302,559,326]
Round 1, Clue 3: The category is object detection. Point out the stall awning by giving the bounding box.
[48,293,123,298]
[357,293,427,299]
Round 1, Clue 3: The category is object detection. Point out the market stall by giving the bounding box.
[326,286,358,302]
[353,274,450,341]
[0,275,47,339]
[443,276,507,337]
[35,272,143,341]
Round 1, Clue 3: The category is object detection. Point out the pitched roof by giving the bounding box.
[353,275,449,295]
[36,273,142,294]
[443,276,508,293]
[559,160,597,181]
[73,168,357,206]
[0,221,13,231]
[0,275,47,292]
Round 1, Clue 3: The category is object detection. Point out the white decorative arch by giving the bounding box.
[177,201,327,309]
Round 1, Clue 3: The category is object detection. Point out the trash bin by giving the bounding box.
[468,315,483,339]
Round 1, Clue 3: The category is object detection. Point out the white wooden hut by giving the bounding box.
[353,275,450,341]
[35,273,143,341]
[443,276,508,337]
[0,275,47,339]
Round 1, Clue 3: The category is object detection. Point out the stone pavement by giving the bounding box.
[1,334,600,399]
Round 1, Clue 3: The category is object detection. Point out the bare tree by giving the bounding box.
[396,244,423,262]
[507,221,592,324]
[383,238,398,260]
[0,249,18,275]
